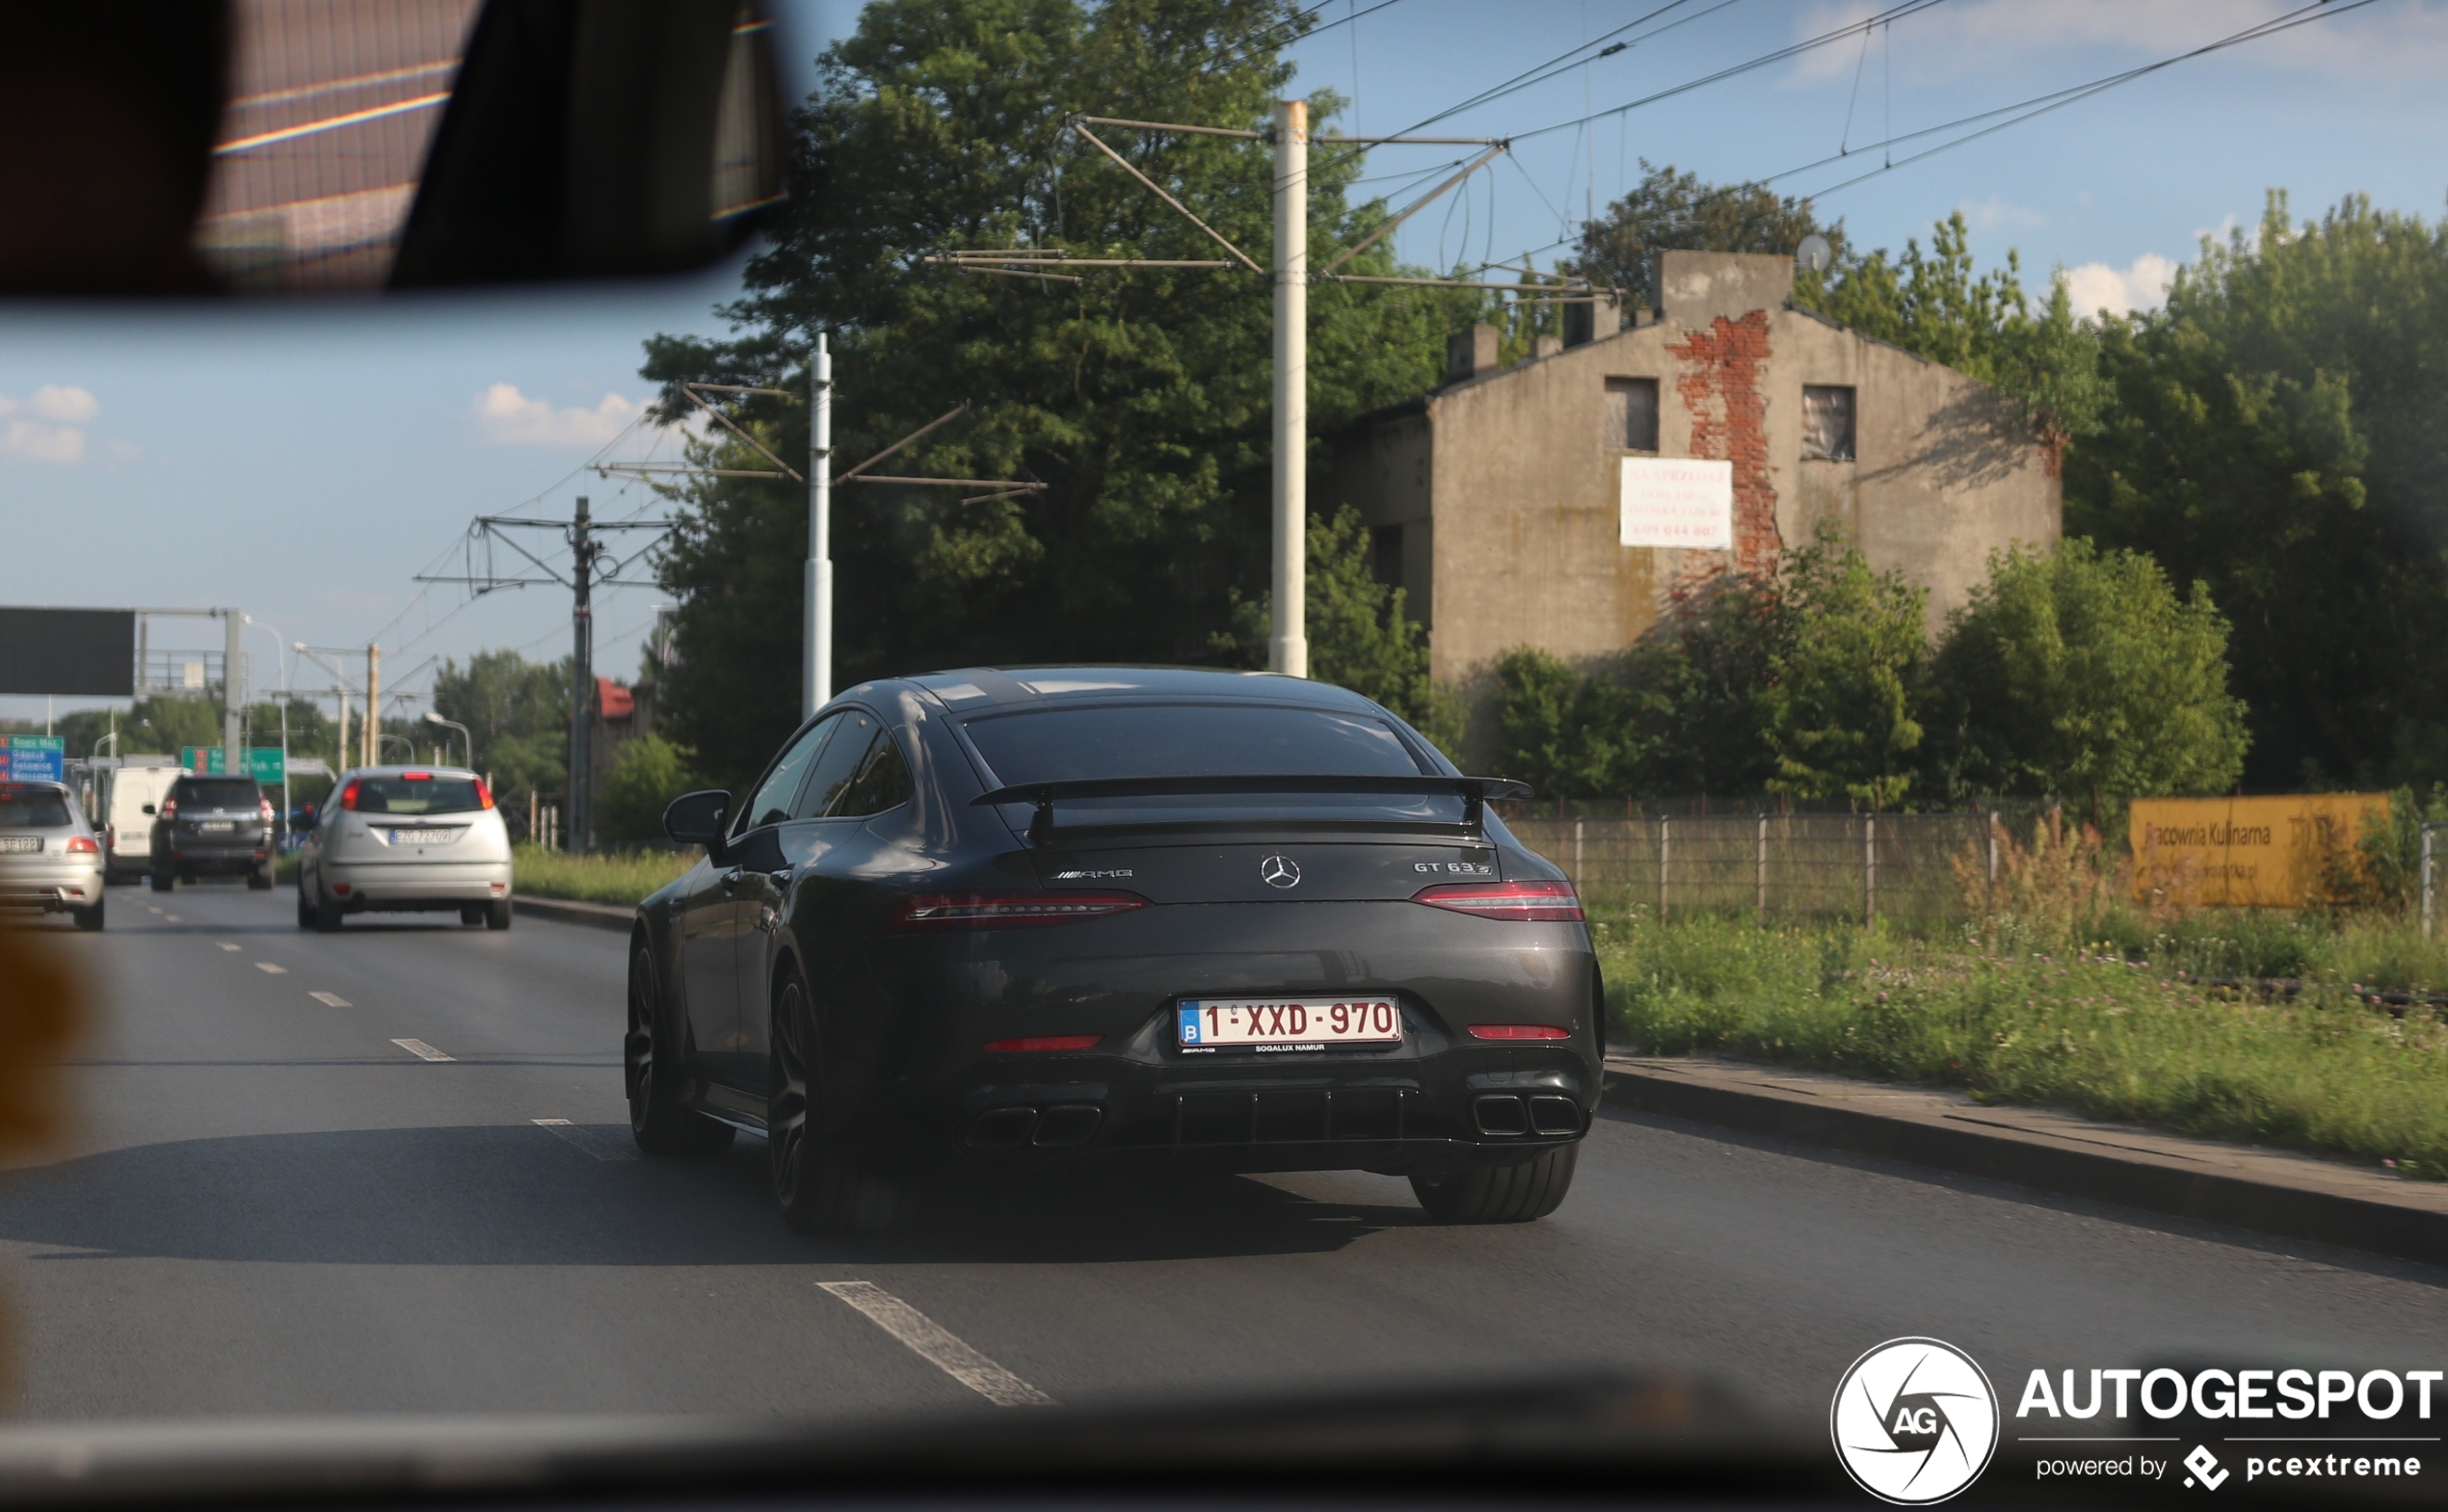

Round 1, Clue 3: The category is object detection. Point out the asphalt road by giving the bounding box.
[4,883,2445,1428]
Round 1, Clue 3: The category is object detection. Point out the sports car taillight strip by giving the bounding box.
[1467,1023,1570,1040]
[1412,879,1583,922]
[982,1035,1103,1052]
[888,891,1148,930]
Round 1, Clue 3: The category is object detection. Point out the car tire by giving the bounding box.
[767,968,895,1233]
[296,890,314,929]
[149,870,173,892]
[1409,1144,1578,1224]
[625,939,732,1157]
[313,890,343,933]
[71,899,104,932]
[248,862,274,890]
[484,899,512,931]
[460,906,484,926]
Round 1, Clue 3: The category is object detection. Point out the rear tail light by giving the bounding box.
[982,1035,1103,1053]
[332,883,351,895]
[1467,1023,1571,1040]
[1413,879,1583,922]
[259,800,276,823]
[65,836,98,855]
[339,780,361,810]
[160,798,178,819]
[888,892,1147,930]
[474,780,495,809]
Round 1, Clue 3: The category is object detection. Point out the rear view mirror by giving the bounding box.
[663,790,731,850]
[0,0,785,298]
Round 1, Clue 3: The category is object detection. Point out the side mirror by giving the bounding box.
[664,789,732,851]
[141,805,155,815]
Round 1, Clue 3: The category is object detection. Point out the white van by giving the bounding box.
[96,760,183,885]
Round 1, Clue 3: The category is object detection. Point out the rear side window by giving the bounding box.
[794,710,882,819]
[348,775,483,815]
[176,779,263,811]
[0,786,72,828]
[828,731,914,817]
[962,703,1424,783]
[736,716,837,835]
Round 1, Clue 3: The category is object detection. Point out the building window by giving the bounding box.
[1803,385,1855,461]
[1605,377,1659,452]
[1371,524,1403,587]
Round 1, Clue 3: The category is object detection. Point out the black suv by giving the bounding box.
[148,775,275,891]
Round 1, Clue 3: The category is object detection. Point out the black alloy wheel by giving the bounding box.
[766,969,893,1234]
[625,940,732,1157]
[1409,1144,1579,1224]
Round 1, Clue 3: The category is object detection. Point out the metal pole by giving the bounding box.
[1269,98,1309,678]
[807,332,834,715]
[1864,813,1877,926]
[222,609,243,772]
[1573,817,1583,889]
[1756,812,1768,923]
[364,645,380,769]
[1657,814,1669,920]
[570,496,595,854]
[2424,824,2436,939]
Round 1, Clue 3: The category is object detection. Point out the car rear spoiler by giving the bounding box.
[972,776,1534,844]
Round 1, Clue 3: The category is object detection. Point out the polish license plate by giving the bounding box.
[390,828,460,845]
[0,836,37,854]
[200,821,234,833]
[1178,996,1401,1051]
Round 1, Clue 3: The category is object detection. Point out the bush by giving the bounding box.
[597,735,699,848]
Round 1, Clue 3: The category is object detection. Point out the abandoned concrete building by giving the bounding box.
[1323,249,2062,756]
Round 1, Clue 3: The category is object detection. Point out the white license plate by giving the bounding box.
[0,836,37,854]
[200,821,234,833]
[1177,996,1401,1049]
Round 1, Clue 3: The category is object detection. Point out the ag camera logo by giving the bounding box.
[1832,1337,2000,1504]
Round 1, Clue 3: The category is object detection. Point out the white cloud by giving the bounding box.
[2062,252,2177,318]
[0,385,97,463]
[472,384,648,447]
[1960,195,2045,231]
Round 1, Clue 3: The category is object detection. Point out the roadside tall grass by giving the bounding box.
[1597,910,2448,1179]
[512,843,696,907]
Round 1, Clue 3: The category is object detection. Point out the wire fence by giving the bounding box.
[1502,809,2001,924]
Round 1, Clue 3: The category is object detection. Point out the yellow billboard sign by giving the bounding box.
[2129,794,2389,909]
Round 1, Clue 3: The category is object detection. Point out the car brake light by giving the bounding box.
[1412,879,1583,922]
[339,781,361,810]
[160,797,177,819]
[474,780,495,809]
[332,883,351,895]
[402,771,431,782]
[982,1035,1103,1053]
[1467,1023,1571,1040]
[259,800,275,822]
[65,836,98,855]
[888,892,1147,929]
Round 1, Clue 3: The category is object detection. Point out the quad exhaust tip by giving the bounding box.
[964,1102,1104,1150]
[1472,1093,1582,1138]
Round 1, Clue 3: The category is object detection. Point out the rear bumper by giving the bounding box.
[158,839,269,875]
[0,862,104,913]
[323,859,512,910]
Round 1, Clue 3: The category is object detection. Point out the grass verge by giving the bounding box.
[511,843,696,908]
[1594,912,2448,1180]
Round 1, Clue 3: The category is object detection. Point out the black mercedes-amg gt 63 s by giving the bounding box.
[625,667,1601,1233]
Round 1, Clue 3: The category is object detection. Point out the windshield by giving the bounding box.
[349,775,485,815]
[963,703,1424,783]
[5,2,2447,1502]
[0,787,72,828]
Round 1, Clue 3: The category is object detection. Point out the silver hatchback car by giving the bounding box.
[297,766,515,932]
[0,781,105,931]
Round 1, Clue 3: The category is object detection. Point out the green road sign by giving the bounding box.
[180,748,286,783]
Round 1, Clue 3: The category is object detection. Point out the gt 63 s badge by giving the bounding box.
[1831,1337,1999,1504]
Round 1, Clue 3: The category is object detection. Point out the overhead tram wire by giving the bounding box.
[1785,0,2377,199]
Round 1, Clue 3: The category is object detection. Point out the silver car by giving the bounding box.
[0,781,105,931]
[297,766,515,932]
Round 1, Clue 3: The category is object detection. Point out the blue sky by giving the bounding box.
[7,0,2444,725]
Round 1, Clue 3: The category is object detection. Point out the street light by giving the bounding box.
[244,616,292,835]
[423,711,472,770]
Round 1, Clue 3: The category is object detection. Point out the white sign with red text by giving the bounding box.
[1619,456,1733,550]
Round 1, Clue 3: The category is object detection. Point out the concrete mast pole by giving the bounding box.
[1270,98,1309,678]
[806,332,833,716]
[222,609,243,771]
[364,645,380,768]
[569,497,594,853]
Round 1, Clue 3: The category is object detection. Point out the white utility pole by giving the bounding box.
[1270,98,1309,679]
[806,332,834,717]
[222,609,244,770]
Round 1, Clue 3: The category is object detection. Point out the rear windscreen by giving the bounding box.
[962,703,1424,784]
[351,776,484,815]
[176,780,262,811]
[0,788,72,828]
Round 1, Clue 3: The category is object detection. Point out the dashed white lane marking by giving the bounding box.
[253,962,287,974]
[817,1281,1054,1407]
[532,1119,638,1161]
[391,1038,453,1062]
[216,942,240,952]
[164,915,182,923]
[146,907,162,915]
[308,992,351,1008]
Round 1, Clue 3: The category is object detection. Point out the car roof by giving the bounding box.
[899,666,1386,715]
[342,766,480,779]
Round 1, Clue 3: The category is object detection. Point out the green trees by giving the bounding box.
[1756,532,1929,809]
[2068,193,2448,789]
[1563,161,1843,311]
[1930,542,2248,803]
[645,0,1456,790]
[597,735,700,848]
[432,650,569,816]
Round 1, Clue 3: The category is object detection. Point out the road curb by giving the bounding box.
[1602,1059,2448,1268]
[512,895,635,933]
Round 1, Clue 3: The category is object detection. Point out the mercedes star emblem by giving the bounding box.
[1259,855,1301,889]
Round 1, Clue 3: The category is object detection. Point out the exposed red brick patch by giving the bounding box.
[1665,311,1781,582]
